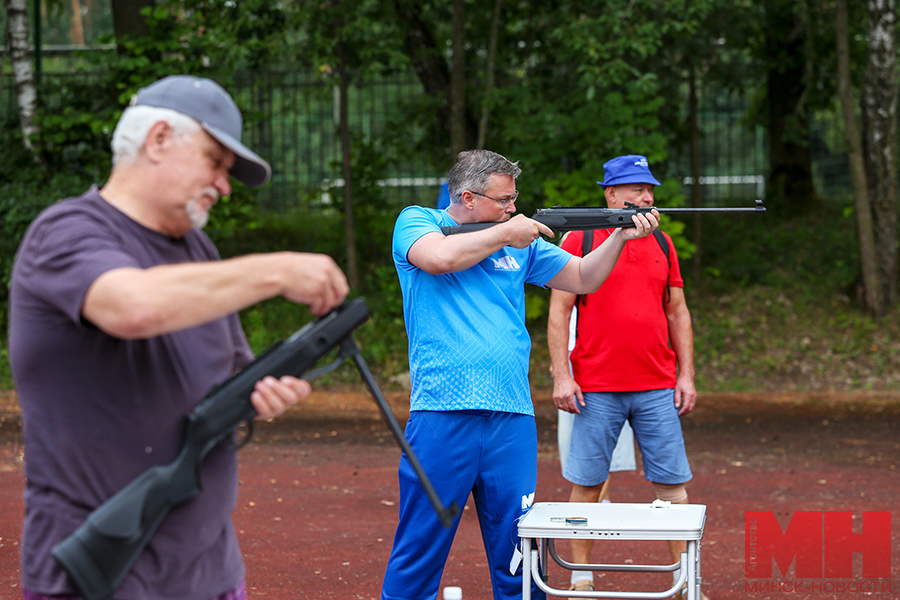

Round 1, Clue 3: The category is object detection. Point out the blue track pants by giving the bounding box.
[381,410,546,600]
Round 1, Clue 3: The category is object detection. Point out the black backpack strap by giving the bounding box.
[653,229,671,305]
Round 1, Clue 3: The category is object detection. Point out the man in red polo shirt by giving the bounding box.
[548,155,706,600]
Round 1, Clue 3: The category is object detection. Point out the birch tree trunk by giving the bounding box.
[6,0,42,164]
[836,0,883,316]
[861,0,899,311]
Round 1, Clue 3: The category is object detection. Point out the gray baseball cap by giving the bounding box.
[131,75,271,187]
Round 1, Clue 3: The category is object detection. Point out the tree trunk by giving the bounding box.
[71,0,85,45]
[450,0,467,156]
[6,0,42,164]
[861,0,899,311]
[111,0,154,48]
[391,0,478,158]
[332,0,358,290]
[764,0,817,216]
[836,0,883,316]
[336,74,358,290]
[391,0,450,97]
[688,60,704,287]
[391,0,451,138]
[476,0,502,150]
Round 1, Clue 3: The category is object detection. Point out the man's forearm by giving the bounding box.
[408,228,512,275]
[548,319,571,381]
[668,311,695,379]
[547,295,575,381]
[411,215,550,275]
[578,229,627,292]
[83,252,337,339]
[547,230,628,294]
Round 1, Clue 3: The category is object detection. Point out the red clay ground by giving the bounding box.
[1,389,898,600]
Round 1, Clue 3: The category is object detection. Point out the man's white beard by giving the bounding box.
[186,187,218,230]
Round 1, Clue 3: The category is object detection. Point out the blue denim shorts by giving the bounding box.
[563,389,692,486]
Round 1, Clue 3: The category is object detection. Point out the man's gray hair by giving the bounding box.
[110,105,201,166]
[446,149,521,204]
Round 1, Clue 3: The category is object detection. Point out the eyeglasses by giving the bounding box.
[469,189,519,209]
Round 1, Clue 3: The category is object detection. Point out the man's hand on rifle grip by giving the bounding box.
[620,209,660,240]
[251,375,310,420]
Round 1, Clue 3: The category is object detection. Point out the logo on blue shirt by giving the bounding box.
[491,256,521,271]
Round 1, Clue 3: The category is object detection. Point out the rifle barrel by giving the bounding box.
[656,206,763,212]
[655,199,766,213]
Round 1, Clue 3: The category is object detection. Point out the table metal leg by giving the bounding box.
[522,537,532,600]
[686,541,697,600]
[540,538,549,585]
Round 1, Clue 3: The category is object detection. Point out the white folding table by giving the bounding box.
[518,502,706,599]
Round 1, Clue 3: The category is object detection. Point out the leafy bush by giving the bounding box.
[679,198,858,295]
[689,287,900,392]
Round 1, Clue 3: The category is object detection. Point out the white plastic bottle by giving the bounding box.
[443,586,462,600]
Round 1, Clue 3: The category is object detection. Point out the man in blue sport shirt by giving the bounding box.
[381,149,659,600]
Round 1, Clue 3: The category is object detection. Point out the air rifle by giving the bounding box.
[440,199,766,236]
[52,297,461,600]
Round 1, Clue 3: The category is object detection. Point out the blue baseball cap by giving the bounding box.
[597,154,661,188]
[131,75,272,187]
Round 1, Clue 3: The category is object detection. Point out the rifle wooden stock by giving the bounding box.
[440,199,766,236]
[51,298,460,600]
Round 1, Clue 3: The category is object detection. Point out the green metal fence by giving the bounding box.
[1,69,850,209]
[226,71,449,212]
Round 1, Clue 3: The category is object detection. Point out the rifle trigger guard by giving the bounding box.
[303,336,359,382]
[235,419,254,449]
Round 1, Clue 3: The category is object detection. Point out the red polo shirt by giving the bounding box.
[561,229,683,392]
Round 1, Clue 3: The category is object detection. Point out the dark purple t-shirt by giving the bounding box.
[9,188,255,600]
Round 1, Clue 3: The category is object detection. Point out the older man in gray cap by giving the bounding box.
[9,75,348,600]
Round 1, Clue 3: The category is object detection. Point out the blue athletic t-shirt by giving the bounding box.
[392,206,571,415]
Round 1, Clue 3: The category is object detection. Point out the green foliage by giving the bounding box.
[240,298,312,355]
[0,343,11,390]
[33,3,215,173]
[1,0,890,394]
[293,0,408,76]
[543,171,601,207]
[0,154,95,330]
[684,199,858,295]
[328,136,397,264]
[217,136,408,381]
[494,75,668,200]
[204,183,261,239]
[690,287,900,392]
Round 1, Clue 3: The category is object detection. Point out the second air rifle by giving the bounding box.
[52,297,460,600]
[440,199,766,236]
